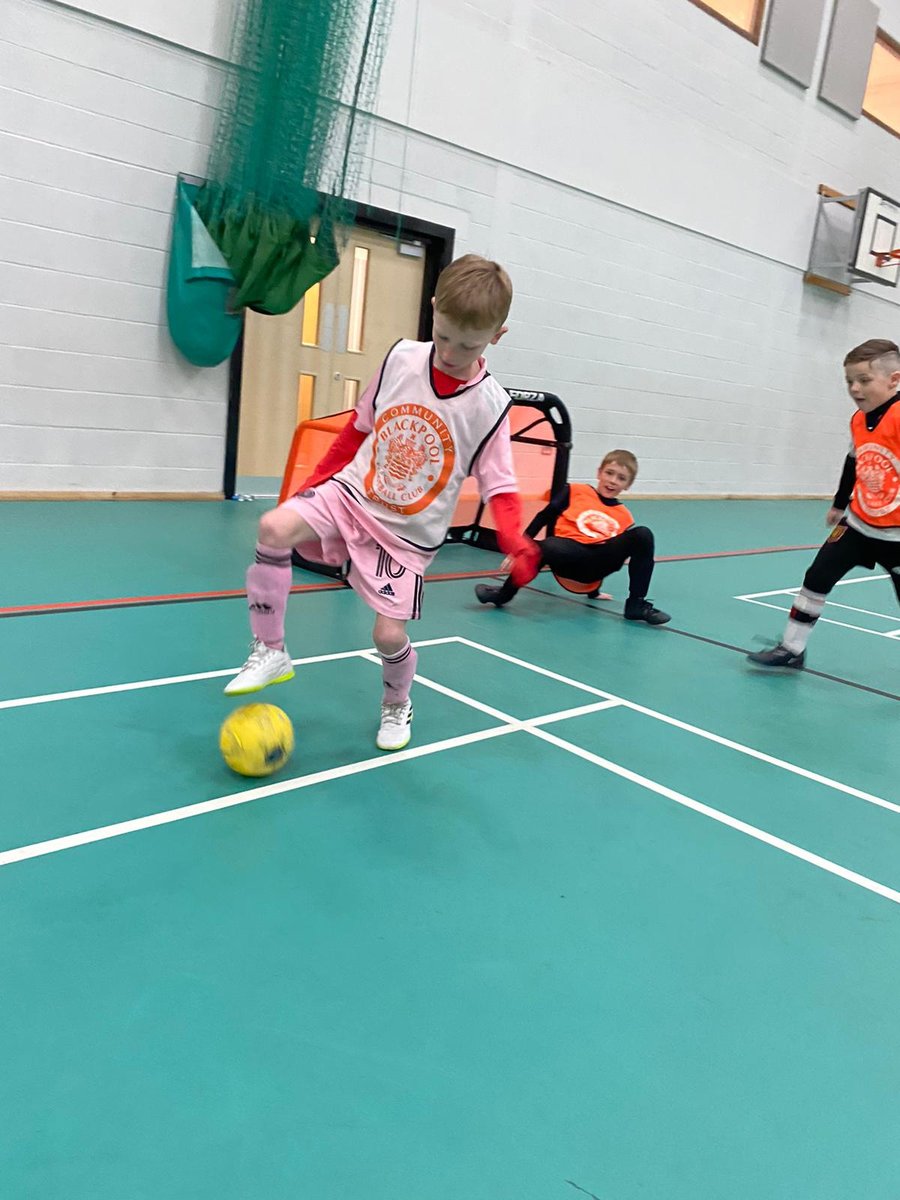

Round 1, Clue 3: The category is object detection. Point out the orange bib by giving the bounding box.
[552,483,634,595]
[849,405,900,528]
[553,484,634,544]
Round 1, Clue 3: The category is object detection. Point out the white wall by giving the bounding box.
[5,0,900,494]
[63,0,236,58]
[0,0,228,492]
[360,123,900,492]
[365,0,900,493]
[379,0,900,272]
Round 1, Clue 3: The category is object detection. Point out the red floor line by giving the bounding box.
[0,571,497,618]
[0,544,816,619]
[656,544,817,562]
[0,583,334,615]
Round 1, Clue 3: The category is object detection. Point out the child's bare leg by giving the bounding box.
[259,506,317,551]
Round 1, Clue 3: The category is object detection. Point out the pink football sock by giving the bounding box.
[380,640,417,704]
[246,542,292,649]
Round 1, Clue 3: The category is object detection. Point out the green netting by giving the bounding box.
[195,0,391,316]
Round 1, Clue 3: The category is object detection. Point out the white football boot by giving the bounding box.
[224,639,295,696]
[376,699,413,751]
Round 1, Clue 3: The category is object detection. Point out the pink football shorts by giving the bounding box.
[282,483,424,620]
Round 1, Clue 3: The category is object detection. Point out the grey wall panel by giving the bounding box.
[761,0,829,88]
[818,0,880,117]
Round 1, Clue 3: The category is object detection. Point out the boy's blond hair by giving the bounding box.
[600,449,638,484]
[433,254,512,331]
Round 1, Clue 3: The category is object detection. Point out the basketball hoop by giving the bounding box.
[874,248,900,269]
[850,188,900,287]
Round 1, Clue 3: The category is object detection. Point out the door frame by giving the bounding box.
[223,206,455,498]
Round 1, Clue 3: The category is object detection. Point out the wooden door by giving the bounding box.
[238,227,427,479]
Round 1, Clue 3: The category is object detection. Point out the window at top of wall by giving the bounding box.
[687,0,766,43]
[863,31,900,140]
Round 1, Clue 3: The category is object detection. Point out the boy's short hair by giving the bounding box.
[433,254,512,330]
[600,449,638,483]
[843,339,900,372]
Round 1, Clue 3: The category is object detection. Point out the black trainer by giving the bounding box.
[746,643,805,669]
[623,597,671,625]
[475,583,507,606]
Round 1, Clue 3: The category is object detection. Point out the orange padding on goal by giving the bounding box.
[278,412,355,504]
[279,406,557,528]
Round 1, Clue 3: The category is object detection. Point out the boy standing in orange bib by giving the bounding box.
[748,338,900,668]
[476,449,670,624]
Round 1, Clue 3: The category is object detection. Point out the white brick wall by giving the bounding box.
[365,0,900,494]
[63,0,237,58]
[360,124,900,493]
[0,0,228,492]
[5,0,900,494]
[378,0,900,270]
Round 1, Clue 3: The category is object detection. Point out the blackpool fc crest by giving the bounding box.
[364,403,455,514]
[855,442,900,518]
[575,508,620,540]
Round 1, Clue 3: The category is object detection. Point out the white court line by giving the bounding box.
[358,650,622,727]
[453,636,900,816]
[11,629,889,819]
[366,645,900,908]
[0,636,461,712]
[739,597,900,639]
[0,682,622,868]
[812,600,900,621]
[528,702,622,726]
[738,573,888,600]
[412,678,621,728]
[0,723,518,868]
[527,726,900,907]
[4,636,899,910]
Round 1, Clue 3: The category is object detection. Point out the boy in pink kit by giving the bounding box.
[225,255,540,750]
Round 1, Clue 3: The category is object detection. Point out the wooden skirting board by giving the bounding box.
[627,493,830,500]
[0,491,828,502]
[0,492,225,501]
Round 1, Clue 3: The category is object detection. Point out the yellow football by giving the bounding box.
[219,703,295,777]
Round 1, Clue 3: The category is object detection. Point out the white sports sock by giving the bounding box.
[782,588,826,653]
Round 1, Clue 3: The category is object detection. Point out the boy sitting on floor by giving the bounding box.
[475,449,670,624]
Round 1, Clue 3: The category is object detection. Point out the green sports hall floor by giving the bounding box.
[0,498,897,1200]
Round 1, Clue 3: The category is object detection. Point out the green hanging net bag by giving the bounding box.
[196,0,391,316]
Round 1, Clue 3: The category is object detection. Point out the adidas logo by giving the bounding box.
[249,602,274,613]
[377,583,396,596]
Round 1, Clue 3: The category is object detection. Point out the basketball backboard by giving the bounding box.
[849,187,900,286]
[805,185,900,293]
